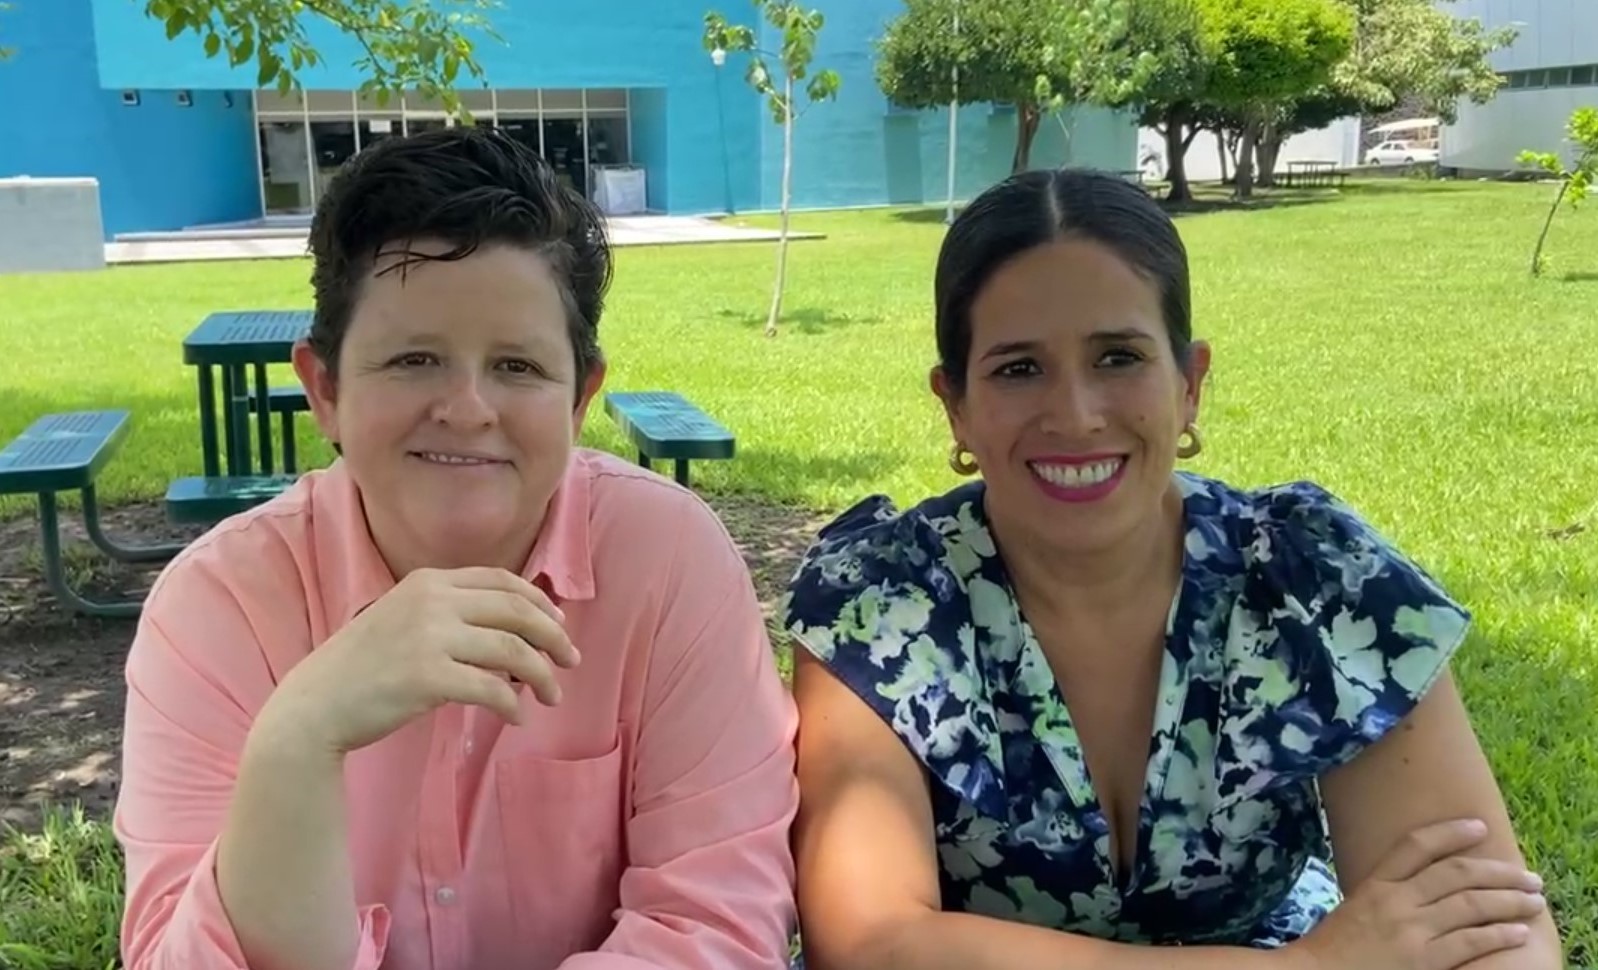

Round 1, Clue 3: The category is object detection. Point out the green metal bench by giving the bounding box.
[603,391,735,487]
[0,410,187,618]
[165,474,297,525]
[245,385,309,473]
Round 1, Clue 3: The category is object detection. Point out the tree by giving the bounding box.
[0,2,496,111]
[875,0,1155,176]
[704,2,840,337]
[1117,0,1219,202]
[1332,0,1516,122]
[1517,107,1598,278]
[1248,0,1516,188]
[0,2,13,60]
[1251,90,1360,186]
[1198,0,1354,199]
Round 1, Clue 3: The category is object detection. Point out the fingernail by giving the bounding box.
[1465,818,1489,834]
[1526,871,1545,890]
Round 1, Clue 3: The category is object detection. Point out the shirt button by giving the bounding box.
[463,739,474,755]
[435,886,457,905]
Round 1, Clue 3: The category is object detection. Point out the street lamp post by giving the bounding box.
[946,0,959,226]
[710,46,734,213]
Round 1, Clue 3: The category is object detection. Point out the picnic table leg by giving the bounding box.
[637,450,652,471]
[222,364,252,476]
[232,364,254,475]
[81,485,187,563]
[221,365,241,476]
[197,364,220,478]
[253,362,274,475]
[280,412,297,473]
[35,491,142,619]
[673,460,691,488]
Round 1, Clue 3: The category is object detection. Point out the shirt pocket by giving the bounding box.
[495,739,627,961]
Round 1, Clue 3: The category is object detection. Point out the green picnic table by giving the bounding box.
[182,309,311,478]
[0,410,185,616]
[603,391,736,487]
[170,310,311,524]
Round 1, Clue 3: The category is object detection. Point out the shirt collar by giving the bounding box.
[315,453,598,633]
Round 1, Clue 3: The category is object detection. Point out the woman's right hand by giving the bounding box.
[258,566,581,755]
[1287,818,1547,970]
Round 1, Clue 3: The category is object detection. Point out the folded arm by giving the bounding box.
[115,571,388,970]
[1319,670,1564,970]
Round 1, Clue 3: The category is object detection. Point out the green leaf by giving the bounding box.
[203,32,220,58]
[257,51,281,87]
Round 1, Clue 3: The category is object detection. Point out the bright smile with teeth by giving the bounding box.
[414,452,503,466]
[1030,458,1123,488]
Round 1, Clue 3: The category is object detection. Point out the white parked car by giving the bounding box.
[1364,140,1439,166]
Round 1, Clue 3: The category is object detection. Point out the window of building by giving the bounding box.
[252,86,637,217]
[1573,65,1596,86]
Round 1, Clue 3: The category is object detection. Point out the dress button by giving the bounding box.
[435,886,457,905]
[463,739,474,755]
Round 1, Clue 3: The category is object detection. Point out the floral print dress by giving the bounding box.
[780,473,1470,947]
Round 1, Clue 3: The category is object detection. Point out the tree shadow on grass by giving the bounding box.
[890,188,1342,225]
[892,207,961,225]
[1158,191,1343,218]
[715,306,884,335]
[1559,271,1598,284]
[1334,178,1469,196]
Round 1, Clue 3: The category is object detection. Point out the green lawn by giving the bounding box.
[2,179,1596,964]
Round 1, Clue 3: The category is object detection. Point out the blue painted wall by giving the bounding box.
[628,88,672,215]
[71,0,1134,229]
[0,0,258,237]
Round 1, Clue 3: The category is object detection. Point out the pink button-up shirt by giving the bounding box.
[114,449,799,970]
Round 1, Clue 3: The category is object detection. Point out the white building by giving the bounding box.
[1440,0,1598,173]
[1136,118,1364,184]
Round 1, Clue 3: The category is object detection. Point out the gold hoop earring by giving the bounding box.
[1176,424,1203,460]
[949,442,979,476]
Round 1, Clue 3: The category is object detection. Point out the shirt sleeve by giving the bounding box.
[114,552,391,970]
[561,494,798,970]
[1215,482,1471,805]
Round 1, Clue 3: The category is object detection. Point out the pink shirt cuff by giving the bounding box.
[122,838,391,970]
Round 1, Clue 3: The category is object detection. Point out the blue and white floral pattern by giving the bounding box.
[780,473,1470,947]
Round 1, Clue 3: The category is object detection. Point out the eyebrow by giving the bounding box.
[979,340,1042,361]
[1088,327,1158,343]
[978,328,1157,361]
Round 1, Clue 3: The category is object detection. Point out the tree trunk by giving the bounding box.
[1216,131,1229,183]
[1225,129,1243,183]
[1234,119,1259,199]
[1163,107,1194,203]
[1012,102,1041,174]
[1530,179,1570,277]
[766,78,793,337]
[1256,122,1283,188]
